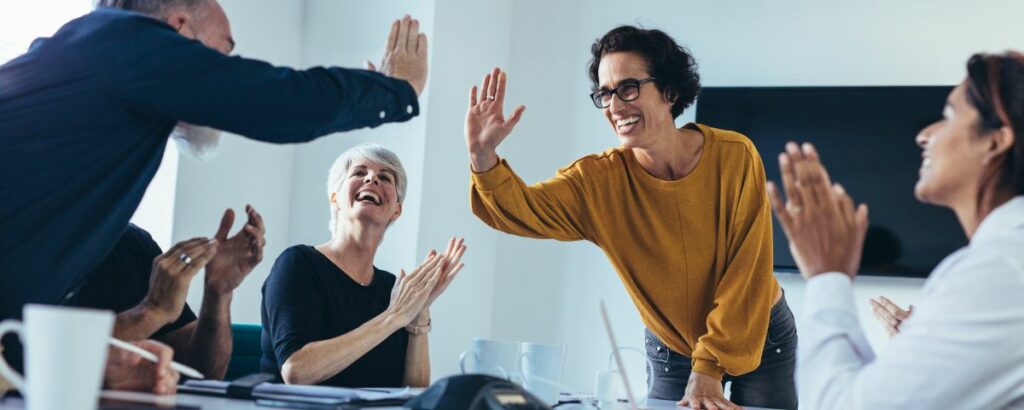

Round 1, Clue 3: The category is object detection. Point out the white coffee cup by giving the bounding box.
[517,342,566,405]
[0,304,114,410]
[458,338,522,380]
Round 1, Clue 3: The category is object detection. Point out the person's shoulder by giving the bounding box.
[270,245,321,274]
[87,8,173,32]
[699,124,758,154]
[696,123,765,169]
[558,147,629,176]
[373,267,398,288]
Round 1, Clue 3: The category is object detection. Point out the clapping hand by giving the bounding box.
[142,238,218,323]
[387,253,444,327]
[367,15,428,96]
[870,296,913,338]
[465,67,526,172]
[204,205,266,296]
[766,142,870,279]
[425,237,467,308]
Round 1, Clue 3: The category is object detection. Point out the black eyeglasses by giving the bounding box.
[589,77,657,108]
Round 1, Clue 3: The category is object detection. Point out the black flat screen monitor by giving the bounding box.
[695,86,966,278]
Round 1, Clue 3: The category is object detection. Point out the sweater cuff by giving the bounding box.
[470,158,513,191]
[691,358,726,380]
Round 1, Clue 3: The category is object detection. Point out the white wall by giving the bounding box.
[176,0,307,323]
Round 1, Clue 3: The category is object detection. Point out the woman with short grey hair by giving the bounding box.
[260,144,466,387]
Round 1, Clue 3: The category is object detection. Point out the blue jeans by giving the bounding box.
[644,294,798,409]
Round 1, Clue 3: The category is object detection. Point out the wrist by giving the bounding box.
[413,310,430,327]
[405,318,431,335]
[137,299,176,326]
[469,150,499,173]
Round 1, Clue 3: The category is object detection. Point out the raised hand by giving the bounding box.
[204,205,266,295]
[141,237,218,322]
[367,15,428,96]
[465,67,526,172]
[387,253,444,327]
[766,142,869,279]
[104,340,179,395]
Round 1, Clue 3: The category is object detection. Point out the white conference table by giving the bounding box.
[2,390,778,409]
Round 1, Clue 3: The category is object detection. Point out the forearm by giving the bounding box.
[281,311,402,385]
[403,311,430,387]
[181,290,233,380]
[113,303,174,341]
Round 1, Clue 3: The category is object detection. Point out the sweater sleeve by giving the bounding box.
[110,15,418,143]
[690,149,776,379]
[470,159,591,242]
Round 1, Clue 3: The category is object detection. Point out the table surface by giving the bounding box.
[1,390,776,409]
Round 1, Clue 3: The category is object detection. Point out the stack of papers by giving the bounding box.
[180,380,418,405]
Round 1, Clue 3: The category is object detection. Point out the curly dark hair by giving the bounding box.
[964,52,1024,202]
[587,25,700,119]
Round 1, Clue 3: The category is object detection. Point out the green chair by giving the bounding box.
[225,323,263,381]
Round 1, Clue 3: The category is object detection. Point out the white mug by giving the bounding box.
[458,338,522,380]
[0,304,114,410]
[595,347,652,408]
[517,342,566,405]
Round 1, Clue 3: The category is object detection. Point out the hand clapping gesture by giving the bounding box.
[386,238,467,327]
[766,142,870,279]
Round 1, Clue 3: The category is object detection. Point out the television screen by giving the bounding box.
[695,86,966,278]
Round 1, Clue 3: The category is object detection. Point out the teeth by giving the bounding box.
[357,192,380,204]
[616,116,640,127]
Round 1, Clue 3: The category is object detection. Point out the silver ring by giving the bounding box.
[787,203,804,215]
[487,95,495,100]
[179,253,192,266]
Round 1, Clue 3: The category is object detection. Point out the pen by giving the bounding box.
[109,337,205,379]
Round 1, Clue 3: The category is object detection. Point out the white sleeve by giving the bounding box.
[799,254,1024,409]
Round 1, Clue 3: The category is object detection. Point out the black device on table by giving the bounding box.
[405,374,550,410]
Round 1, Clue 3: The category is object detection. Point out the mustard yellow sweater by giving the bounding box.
[470,123,779,379]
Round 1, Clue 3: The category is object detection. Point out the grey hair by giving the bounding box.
[94,0,209,19]
[326,144,408,233]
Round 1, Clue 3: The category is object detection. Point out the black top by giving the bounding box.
[66,224,197,335]
[0,8,419,321]
[260,245,408,387]
[1,224,196,371]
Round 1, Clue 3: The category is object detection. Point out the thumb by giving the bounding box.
[215,208,235,241]
[365,60,377,71]
[506,105,526,128]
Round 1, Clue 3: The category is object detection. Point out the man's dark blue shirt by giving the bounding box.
[0,9,420,320]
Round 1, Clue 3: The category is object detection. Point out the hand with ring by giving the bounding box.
[139,237,219,325]
[766,141,869,279]
[464,67,526,173]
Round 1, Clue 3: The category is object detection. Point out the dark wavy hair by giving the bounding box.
[964,52,1024,208]
[587,25,700,119]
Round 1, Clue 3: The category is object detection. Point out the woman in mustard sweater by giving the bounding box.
[463,26,796,410]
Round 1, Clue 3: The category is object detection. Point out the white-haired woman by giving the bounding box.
[260,144,466,387]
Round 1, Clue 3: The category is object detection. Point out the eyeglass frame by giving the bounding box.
[589,77,657,109]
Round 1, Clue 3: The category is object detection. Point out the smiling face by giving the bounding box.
[331,158,402,228]
[914,82,994,208]
[597,52,677,149]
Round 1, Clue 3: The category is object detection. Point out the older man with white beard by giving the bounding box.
[0,0,429,392]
